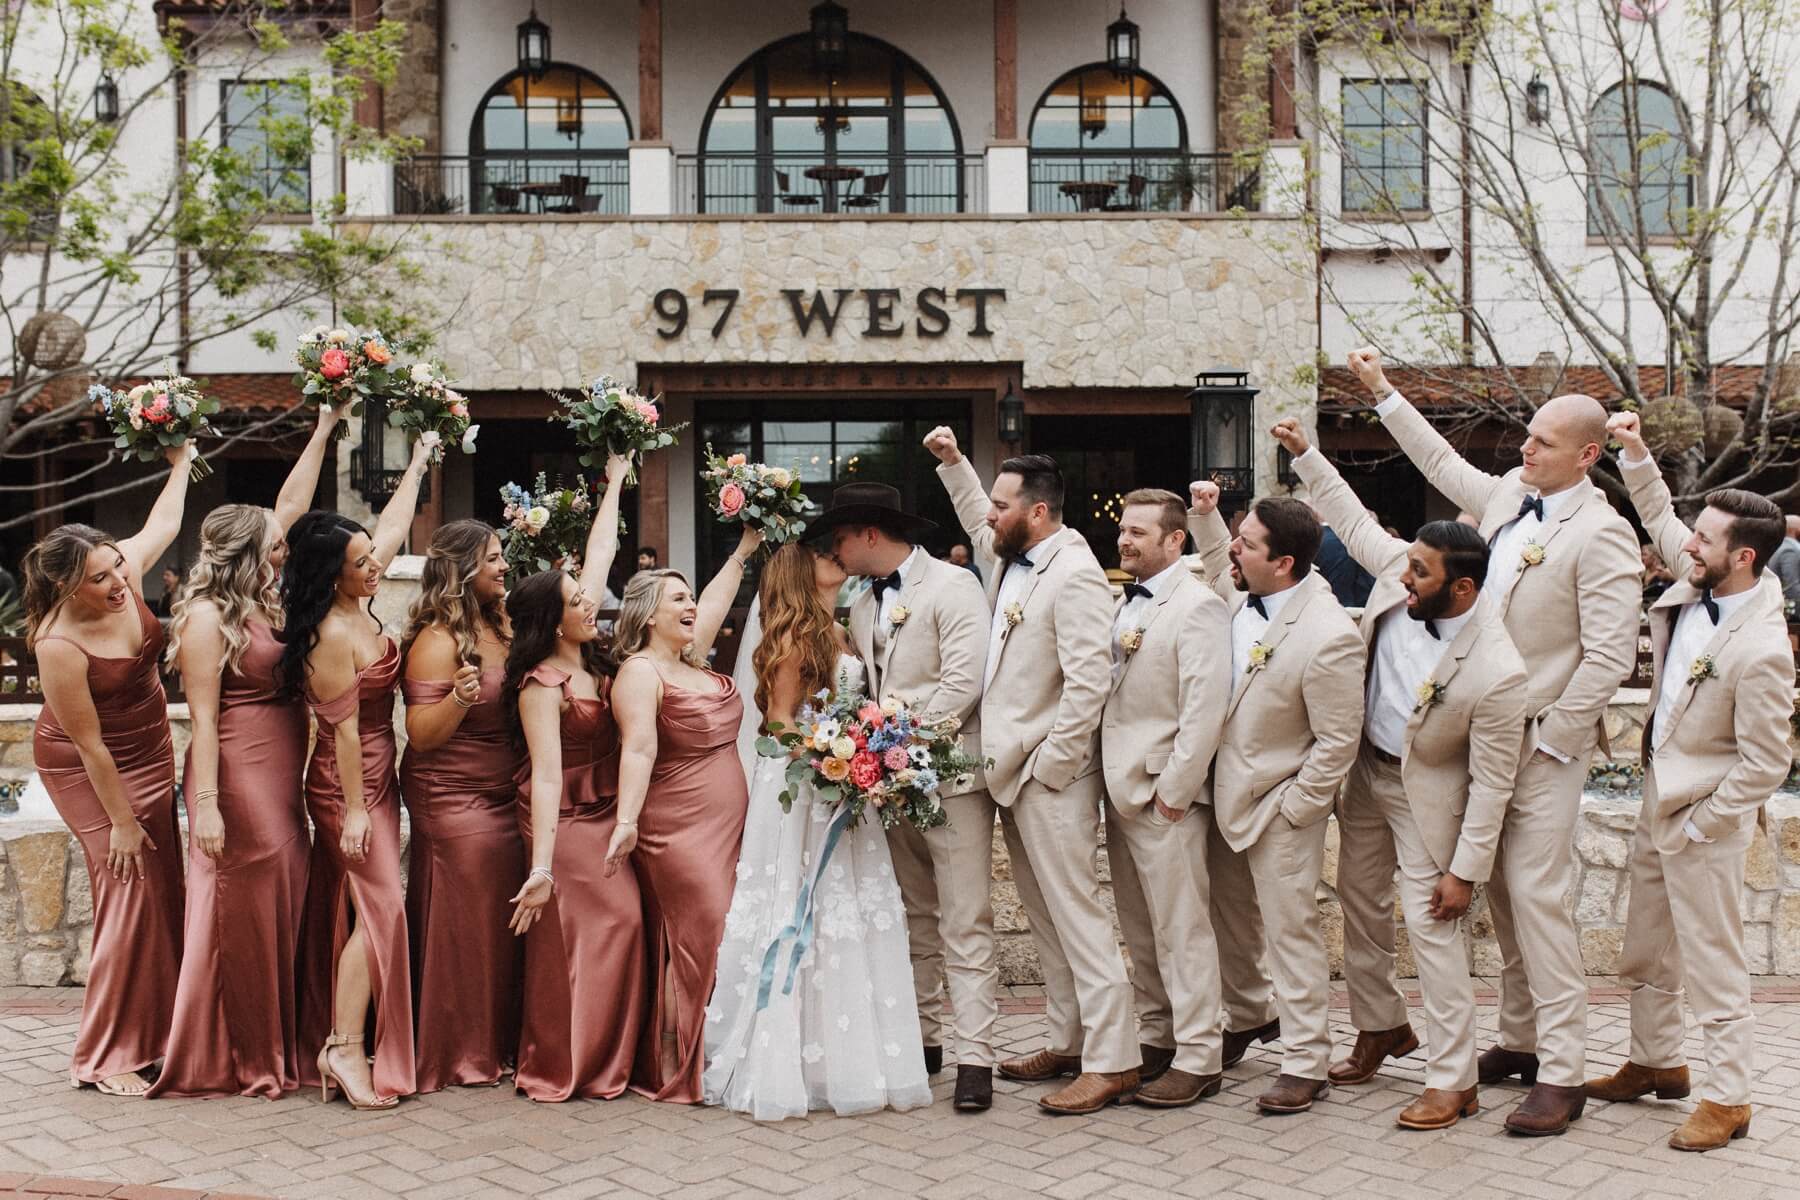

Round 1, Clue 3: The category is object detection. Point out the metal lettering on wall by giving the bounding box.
[650,287,1006,341]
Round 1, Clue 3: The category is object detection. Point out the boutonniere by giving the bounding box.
[888,605,910,630]
[1247,641,1273,671]
[1414,678,1446,712]
[1521,541,1546,568]
[1687,654,1716,686]
[1003,602,1024,629]
[1119,627,1144,657]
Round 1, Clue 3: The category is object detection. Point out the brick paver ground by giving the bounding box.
[3,982,1798,1199]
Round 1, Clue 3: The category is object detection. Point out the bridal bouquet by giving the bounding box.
[498,474,593,575]
[557,374,683,487]
[293,326,407,438]
[758,692,985,834]
[390,362,477,461]
[88,363,221,481]
[700,446,815,545]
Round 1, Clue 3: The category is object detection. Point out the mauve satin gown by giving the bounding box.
[150,620,309,1099]
[294,639,416,1101]
[31,591,182,1086]
[512,664,645,1102]
[401,664,524,1092]
[630,668,749,1104]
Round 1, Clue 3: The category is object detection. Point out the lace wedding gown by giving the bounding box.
[703,654,933,1120]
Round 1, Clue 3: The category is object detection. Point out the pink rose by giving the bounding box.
[634,399,660,425]
[882,746,910,771]
[319,348,349,380]
[450,401,468,418]
[857,703,884,725]
[145,396,171,424]
[717,482,745,516]
[727,453,747,467]
[849,751,882,791]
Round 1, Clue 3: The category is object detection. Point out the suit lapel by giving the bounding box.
[1497,483,1590,610]
[1660,580,1775,740]
[1111,573,1177,696]
[1225,574,1316,720]
[1402,611,1482,752]
[848,590,878,681]
[988,530,1065,678]
[879,562,925,683]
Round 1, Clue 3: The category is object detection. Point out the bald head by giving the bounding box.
[1786,514,1800,540]
[1521,393,1608,493]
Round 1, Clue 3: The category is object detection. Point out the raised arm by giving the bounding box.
[912,569,987,726]
[273,404,346,534]
[1274,419,1409,579]
[693,526,762,662]
[38,640,156,881]
[1281,623,1367,827]
[1028,558,1114,792]
[368,435,434,569]
[118,445,198,585]
[576,452,631,610]
[1156,587,1232,813]
[606,658,662,872]
[173,600,228,859]
[508,681,564,935]
[925,426,998,564]
[1185,481,1233,597]
[1348,348,1504,518]
[1609,412,1692,574]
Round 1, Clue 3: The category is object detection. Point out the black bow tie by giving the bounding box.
[1247,593,1268,618]
[1123,583,1152,602]
[1424,619,1440,640]
[1700,589,1720,624]
[1517,494,1545,522]
[1008,552,1034,572]
[872,571,903,601]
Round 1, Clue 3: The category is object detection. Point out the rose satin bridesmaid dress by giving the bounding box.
[150,620,309,1098]
[294,639,416,1102]
[32,591,182,1086]
[630,667,749,1104]
[401,664,525,1092]
[512,664,645,1102]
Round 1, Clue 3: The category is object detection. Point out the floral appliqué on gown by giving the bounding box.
[702,655,932,1120]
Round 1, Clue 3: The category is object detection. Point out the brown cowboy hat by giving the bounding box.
[801,482,937,543]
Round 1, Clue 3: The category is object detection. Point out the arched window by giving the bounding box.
[1029,64,1191,212]
[465,64,629,214]
[693,33,966,214]
[1588,81,1690,237]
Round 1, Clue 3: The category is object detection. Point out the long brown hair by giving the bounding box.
[402,520,507,666]
[166,505,282,675]
[501,569,608,743]
[21,523,118,651]
[751,543,839,722]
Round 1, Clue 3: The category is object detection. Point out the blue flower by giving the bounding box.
[912,769,940,794]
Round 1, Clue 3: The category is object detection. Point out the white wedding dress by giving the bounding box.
[702,653,933,1121]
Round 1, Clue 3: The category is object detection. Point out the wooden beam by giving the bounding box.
[993,0,1018,141]
[350,0,383,132]
[638,0,663,142]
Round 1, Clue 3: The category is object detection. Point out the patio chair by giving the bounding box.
[547,173,591,214]
[491,184,521,213]
[776,169,820,207]
[1104,173,1148,211]
[842,172,889,209]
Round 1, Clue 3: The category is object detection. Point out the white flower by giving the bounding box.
[461,424,480,454]
[127,383,151,402]
[836,1015,852,1033]
[884,1043,901,1059]
[871,909,894,931]
[306,325,328,342]
[326,328,349,344]
[410,362,435,385]
[525,505,550,534]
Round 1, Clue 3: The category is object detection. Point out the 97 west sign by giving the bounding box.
[649,286,1007,340]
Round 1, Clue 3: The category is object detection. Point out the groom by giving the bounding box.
[807,483,1000,1113]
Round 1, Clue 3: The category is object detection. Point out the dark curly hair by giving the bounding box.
[501,569,609,744]
[277,510,377,700]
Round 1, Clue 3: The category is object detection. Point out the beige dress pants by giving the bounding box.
[1105,797,1224,1075]
[999,770,1137,1074]
[1243,810,1334,1080]
[1336,747,1411,1036]
[1617,791,1757,1106]
[1207,817,1277,1032]
[886,788,1001,1068]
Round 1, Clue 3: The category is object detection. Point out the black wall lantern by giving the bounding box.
[1187,370,1258,509]
[517,5,550,80]
[810,1,849,76]
[556,95,582,138]
[998,380,1025,444]
[349,398,420,509]
[1525,72,1550,125]
[1106,7,1139,80]
[94,73,120,124]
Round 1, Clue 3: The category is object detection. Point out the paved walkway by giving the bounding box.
[3,983,1799,1200]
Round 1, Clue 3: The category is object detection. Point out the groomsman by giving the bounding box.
[811,484,1000,1113]
[1273,419,1530,1129]
[1100,488,1232,1107]
[1589,414,1794,1152]
[1189,494,1366,1114]
[924,429,1139,1114]
[1347,348,1640,1135]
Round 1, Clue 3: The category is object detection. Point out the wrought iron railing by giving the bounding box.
[392,153,630,216]
[1029,151,1261,214]
[674,153,984,215]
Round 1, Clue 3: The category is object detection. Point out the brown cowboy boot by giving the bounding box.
[1328,1024,1420,1085]
[1138,1043,1176,1084]
[996,1048,1081,1083]
[1256,1073,1331,1114]
[1669,1100,1752,1152]
[1504,1083,1585,1136]
[1476,1045,1539,1086]
[1221,1018,1280,1069]
[1135,1068,1223,1108]
[1039,1069,1140,1115]
[1396,1086,1479,1130]
[1585,1061,1691,1102]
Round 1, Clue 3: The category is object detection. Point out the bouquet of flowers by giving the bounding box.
[293,326,407,439]
[758,691,986,834]
[700,446,815,545]
[556,374,683,487]
[87,362,221,481]
[391,361,477,461]
[498,473,594,575]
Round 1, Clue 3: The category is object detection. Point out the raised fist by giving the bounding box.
[923,425,962,465]
[1270,418,1311,457]
[1347,347,1391,401]
[1188,479,1220,515]
[1606,411,1646,455]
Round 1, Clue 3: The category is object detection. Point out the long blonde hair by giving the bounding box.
[402,520,507,666]
[751,544,838,721]
[166,505,281,675]
[21,523,117,651]
[608,568,703,668]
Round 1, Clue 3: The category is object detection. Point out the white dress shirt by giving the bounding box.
[1111,557,1185,681]
[986,541,1043,690]
[1364,604,1475,757]
[871,545,924,657]
[1653,586,1752,754]
[1229,578,1303,694]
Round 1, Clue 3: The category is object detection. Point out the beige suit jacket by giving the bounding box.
[1099,569,1231,816]
[1379,395,1641,756]
[1295,449,1530,882]
[848,551,989,796]
[1623,457,1795,855]
[938,456,1114,808]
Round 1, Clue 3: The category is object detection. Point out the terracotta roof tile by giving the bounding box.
[1319,364,1774,411]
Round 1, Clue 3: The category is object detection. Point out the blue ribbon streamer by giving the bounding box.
[754,804,858,1012]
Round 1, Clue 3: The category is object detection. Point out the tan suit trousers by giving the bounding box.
[1105,797,1224,1075]
[1000,771,1137,1073]
[1618,801,1757,1106]
[1489,746,1592,1087]
[1336,747,1412,1035]
[1207,817,1277,1031]
[1346,752,1480,1090]
[887,788,1001,1068]
[1243,813,1334,1080]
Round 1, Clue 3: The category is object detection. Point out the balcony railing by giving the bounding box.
[1029,151,1261,214]
[675,153,984,215]
[393,153,630,216]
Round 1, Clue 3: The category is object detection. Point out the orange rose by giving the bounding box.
[363,341,391,365]
[819,756,851,783]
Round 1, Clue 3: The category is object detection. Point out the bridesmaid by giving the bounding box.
[505,456,640,1102]
[26,445,196,1096]
[607,524,763,1103]
[399,519,521,1092]
[282,435,433,1110]
[151,403,344,1100]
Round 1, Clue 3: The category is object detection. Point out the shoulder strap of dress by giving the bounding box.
[521,663,575,701]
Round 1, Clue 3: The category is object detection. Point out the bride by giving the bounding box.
[703,542,932,1121]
